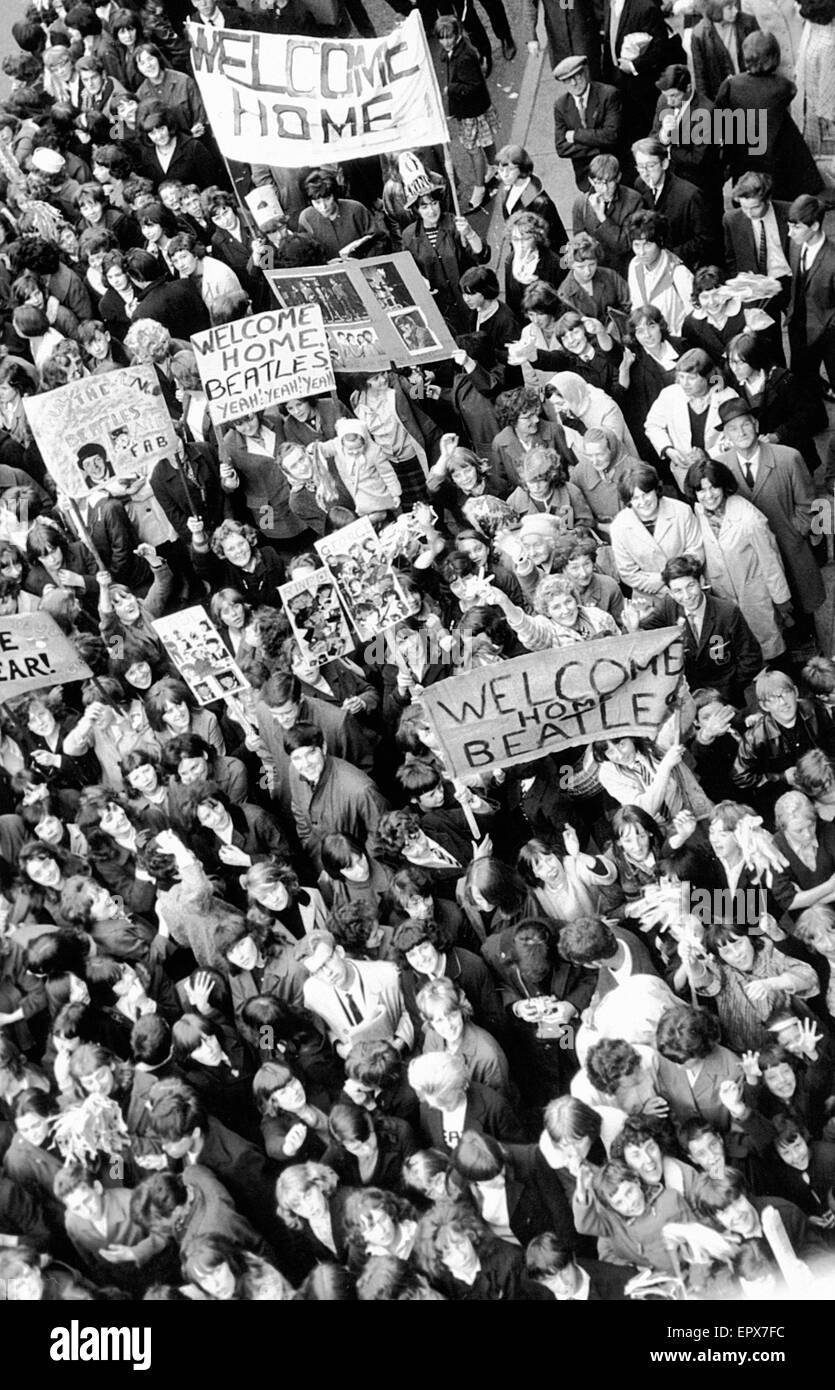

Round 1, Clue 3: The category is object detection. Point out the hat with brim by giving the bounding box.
[553,55,588,80]
[717,396,756,427]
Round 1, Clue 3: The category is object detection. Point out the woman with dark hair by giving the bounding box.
[645,347,738,494]
[610,460,704,597]
[375,809,467,890]
[182,785,288,903]
[490,386,571,493]
[322,1100,417,1191]
[626,211,694,337]
[172,1012,258,1139]
[401,181,489,332]
[617,305,686,465]
[459,856,538,952]
[726,330,825,472]
[448,1128,575,1248]
[143,676,223,756]
[682,265,775,359]
[517,828,617,921]
[413,1196,527,1299]
[181,1232,293,1300]
[513,280,568,390]
[714,30,824,196]
[654,1003,746,1127]
[162,733,248,818]
[74,787,157,918]
[496,145,564,247]
[134,44,207,137]
[684,451,792,662]
[17,844,92,931]
[681,923,820,1052]
[253,1058,328,1164]
[317,833,392,915]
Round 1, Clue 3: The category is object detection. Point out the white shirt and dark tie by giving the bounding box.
[609,0,626,64]
[737,446,761,490]
[749,206,791,280]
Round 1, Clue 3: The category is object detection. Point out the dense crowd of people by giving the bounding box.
[2,0,835,1305]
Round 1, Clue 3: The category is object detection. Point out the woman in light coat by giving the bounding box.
[610,461,704,596]
[685,453,792,661]
[544,370,638,459]
[645,348,739,494]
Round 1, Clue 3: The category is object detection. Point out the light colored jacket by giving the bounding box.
[645,384,739,493]
[695,493,790,660]
[610,496,704,594]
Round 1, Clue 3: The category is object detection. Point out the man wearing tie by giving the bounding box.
[571,154,644,277]
[638,555,762,708]
[717,396,824,643]
[553,55,623,193]
[786,193,835,398]
[632,136,716,269]
[722,171,792,364]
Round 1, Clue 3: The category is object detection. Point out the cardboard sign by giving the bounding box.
[23,365,179,498]
[315,516,416,643]
[267,253,457,371]
[187,13,448,166]
[152,606,250,706]
[0,613,93,697]
[191,304,335,427]
[421,627,686,778]
[279,567,354,667]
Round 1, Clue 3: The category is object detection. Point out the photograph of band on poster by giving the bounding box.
[315,517,417,643]
[152,606,250,706]
[279,568,355,667]
[267,253,457,371]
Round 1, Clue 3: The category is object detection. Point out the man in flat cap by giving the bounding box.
[553,55,624,193]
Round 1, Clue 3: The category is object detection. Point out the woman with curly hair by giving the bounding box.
[503,210,564,319]
[416,977,510,1094]
[412,1196,527,1298]
[506,446,594,531]
[375,808,466,885]
[342,1185,419,1270]
[490,385,572,493]
[188,516,285,608]
[478,571,619,652]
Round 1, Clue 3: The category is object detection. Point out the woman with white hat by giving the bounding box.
[317,420,402,521]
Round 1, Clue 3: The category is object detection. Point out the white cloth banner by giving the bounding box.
[187,12,449,166]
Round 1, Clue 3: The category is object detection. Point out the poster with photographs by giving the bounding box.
[267,253,456,372]
[315,517,417,643]
[279,568,355,667]
[23,364,180,498]
[152,606,250,706]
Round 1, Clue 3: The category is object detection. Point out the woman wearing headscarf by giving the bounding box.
[544,371,638,460]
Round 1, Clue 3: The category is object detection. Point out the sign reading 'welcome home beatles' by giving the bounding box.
[421,627,686,778]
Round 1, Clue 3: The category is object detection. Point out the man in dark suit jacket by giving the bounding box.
[553,54,624,192]
[652,65,722,208]
[601,0,676,143]
[786,193,835,394]
[640,557,764,708]
[633,137,716,268]
[724,171,792,363]
[572,154,645,277]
